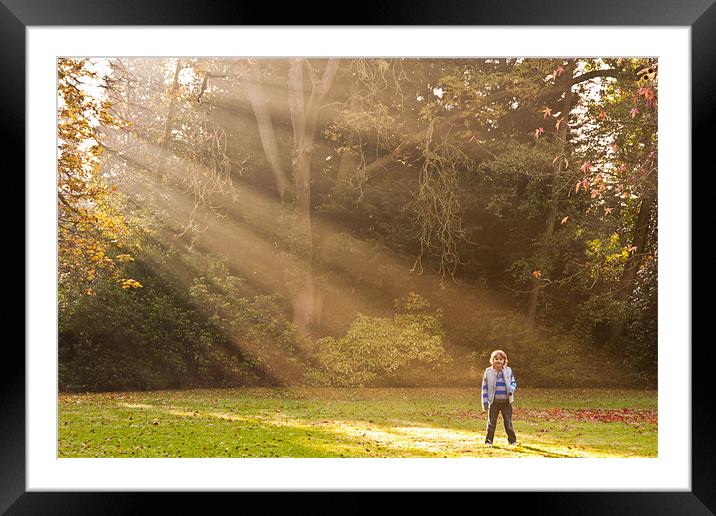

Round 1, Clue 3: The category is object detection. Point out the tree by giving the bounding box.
[571,58,658,344]
[202,58,340,333]
[57,58,140,301]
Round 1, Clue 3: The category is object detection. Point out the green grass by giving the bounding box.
[58,387,657,458]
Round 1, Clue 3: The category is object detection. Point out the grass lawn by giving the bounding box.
[58,387,657,458]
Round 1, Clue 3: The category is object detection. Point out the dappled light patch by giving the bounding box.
[118,403,154,410]
[59,388,656,459]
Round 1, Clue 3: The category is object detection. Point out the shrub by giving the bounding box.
[307,293,452,387]
[481,312,635,388]
[59,248,310,391]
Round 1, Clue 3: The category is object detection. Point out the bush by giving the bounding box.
[480,312,636,388]
[59,248,310,391]
[307,293,452,387]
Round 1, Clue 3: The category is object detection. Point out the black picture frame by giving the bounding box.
[7,0,709,513]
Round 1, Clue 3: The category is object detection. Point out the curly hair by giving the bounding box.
[490,349,508,363]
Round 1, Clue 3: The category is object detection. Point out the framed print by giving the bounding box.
[7,0,710,513]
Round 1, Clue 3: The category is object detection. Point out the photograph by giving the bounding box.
[57,56,659,459]
[9,10,707,513]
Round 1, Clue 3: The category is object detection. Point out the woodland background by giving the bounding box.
[57,57,658,392]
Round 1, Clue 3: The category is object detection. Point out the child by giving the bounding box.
[481,349,517,446]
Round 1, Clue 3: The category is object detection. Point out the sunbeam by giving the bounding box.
[59,56,658,402]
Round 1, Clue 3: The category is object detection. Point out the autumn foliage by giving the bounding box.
[57,58,140,297]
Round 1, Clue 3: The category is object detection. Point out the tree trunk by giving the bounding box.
[609,193,656,341]
[245,63,290,202]
[155,59,181,182]
[286,59,339,335]
[290,144,316,333]
[526,60,576,329]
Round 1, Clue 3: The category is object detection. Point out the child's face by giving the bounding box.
[491,355,505,370]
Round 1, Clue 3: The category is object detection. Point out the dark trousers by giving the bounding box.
[485,399,517,444]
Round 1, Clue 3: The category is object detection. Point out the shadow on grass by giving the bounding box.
[506,444,577,458]
[58,389,656,459]
[58,402,604,458]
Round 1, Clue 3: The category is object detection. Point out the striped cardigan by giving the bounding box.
[481,366,516,410]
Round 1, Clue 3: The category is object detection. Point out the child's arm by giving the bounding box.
[481,372,488,411]
[509,371,517,395]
